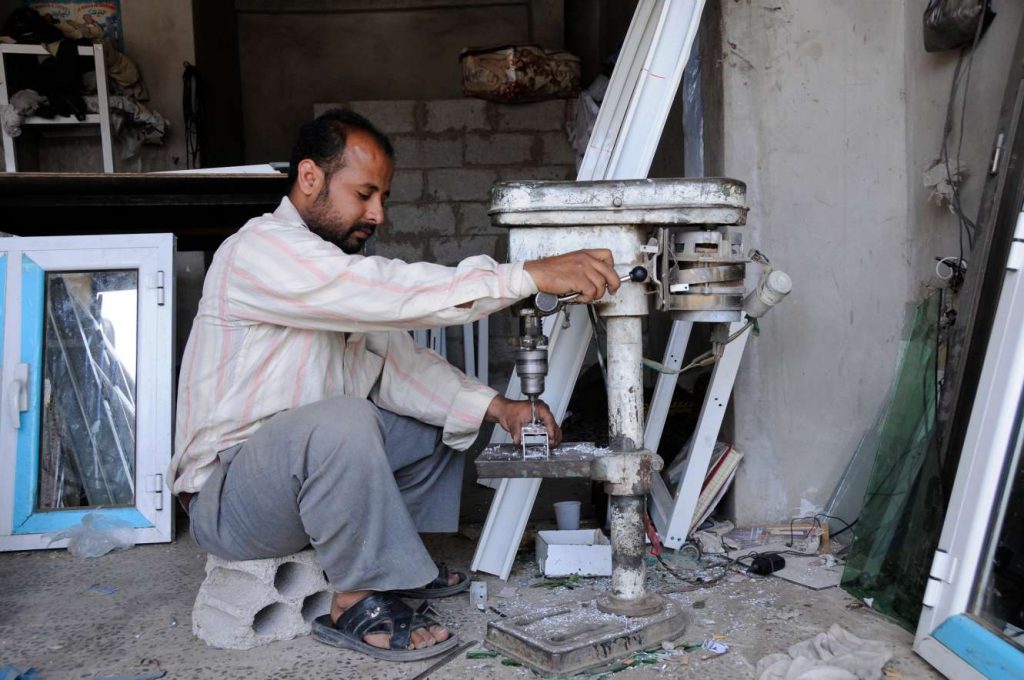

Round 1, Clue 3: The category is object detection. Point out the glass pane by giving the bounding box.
[974,399,1024,649]
[841,292,944,630]
[37,270,137,510]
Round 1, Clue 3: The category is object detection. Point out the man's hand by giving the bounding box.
[485,396,562,447]
[524,249,620,303]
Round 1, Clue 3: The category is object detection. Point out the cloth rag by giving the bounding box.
[0,89,48,137]
[755,624,894,680]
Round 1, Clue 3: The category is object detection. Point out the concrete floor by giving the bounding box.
[0,525,943,679]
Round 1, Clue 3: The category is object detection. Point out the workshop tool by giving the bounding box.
[475,176,787,673]
[472,1,789,675]
[472,0,715,583]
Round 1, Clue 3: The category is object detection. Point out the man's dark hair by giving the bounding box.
[288,108,395,187]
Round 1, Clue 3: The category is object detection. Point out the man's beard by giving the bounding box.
[305,187,376,254]
[307,220,375,254]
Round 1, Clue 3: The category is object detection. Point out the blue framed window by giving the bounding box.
[11,256,151,534]
[1,235,174,551]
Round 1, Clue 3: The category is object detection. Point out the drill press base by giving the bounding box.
[484,595,687,676]
[596,592,666,617]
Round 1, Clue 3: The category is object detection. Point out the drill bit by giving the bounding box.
[530,396,537,424]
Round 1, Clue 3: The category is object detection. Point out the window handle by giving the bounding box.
[7,363,28,429]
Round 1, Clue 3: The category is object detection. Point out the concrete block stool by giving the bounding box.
[192,549,332,649]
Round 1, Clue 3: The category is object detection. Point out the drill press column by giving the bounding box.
[604,315,646,599]
[594,314,666,616]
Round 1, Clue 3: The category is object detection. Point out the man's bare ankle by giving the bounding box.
[330,590,372,622]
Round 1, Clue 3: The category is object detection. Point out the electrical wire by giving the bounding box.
[642,318,755,376]
[813,512,859,540]
[939,5,988,274]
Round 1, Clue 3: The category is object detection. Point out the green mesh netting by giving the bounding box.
[842,292,948,631]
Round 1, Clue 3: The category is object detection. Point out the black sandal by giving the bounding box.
[391,562,471,599]
[311,591,459,661]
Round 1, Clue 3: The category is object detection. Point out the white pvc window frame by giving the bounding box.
[913,214,1024,678]
[0,234,175,551]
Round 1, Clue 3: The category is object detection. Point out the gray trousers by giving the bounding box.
[188,396,464,592]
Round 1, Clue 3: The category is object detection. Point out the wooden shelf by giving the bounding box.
[23,114,103,126]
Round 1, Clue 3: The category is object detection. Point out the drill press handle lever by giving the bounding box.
[532,266,648,315]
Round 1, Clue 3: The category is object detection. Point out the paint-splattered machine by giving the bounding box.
[475,177,790,675]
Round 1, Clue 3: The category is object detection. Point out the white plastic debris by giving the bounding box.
[47,511,135,558]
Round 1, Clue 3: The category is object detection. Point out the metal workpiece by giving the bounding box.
[519,423,550,458]
[489,177,748,226]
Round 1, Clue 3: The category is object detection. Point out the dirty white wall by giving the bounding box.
[116,0,195,171]
[724,0,1023,524]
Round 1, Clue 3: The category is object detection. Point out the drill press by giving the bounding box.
[474,178,776,675]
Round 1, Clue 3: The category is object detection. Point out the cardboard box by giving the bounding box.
[536,529,612,577]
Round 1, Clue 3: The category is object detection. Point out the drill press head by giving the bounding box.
[514,306,550,456]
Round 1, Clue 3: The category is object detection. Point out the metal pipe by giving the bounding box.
[609,495,646,600]
[606,317,645,451]
[605,316,647,601]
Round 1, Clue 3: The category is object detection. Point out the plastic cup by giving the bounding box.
[553,500,581,531]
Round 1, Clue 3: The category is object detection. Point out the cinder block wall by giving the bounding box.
[315,98,578,391]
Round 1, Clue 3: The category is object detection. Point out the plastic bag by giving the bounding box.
[47,511,135,558]
[923,0,995,53]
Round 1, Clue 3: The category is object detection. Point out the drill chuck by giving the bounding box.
[515,348,548,398]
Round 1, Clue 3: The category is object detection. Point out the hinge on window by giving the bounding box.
[155,270,166,306]
[922,549,957,608]
[146,473,164,511]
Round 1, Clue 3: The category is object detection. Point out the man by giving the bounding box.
[169,109,620,661]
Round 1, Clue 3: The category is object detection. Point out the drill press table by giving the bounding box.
[474,443,606,479]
